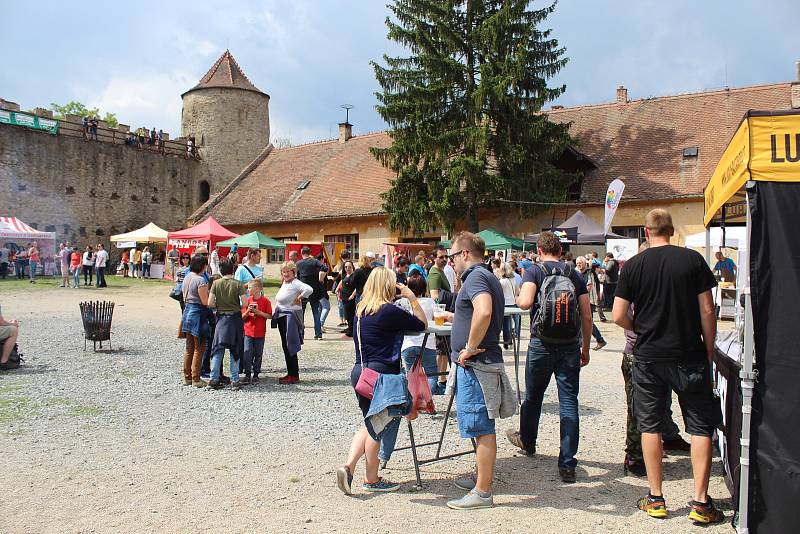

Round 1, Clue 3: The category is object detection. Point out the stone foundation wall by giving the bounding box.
[0,123,209,250]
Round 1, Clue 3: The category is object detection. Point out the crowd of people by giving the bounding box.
[333,209,725,524]
[55,242,109,288]
[0,241,41,282]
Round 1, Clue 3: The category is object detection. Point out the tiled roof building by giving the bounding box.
[193,81,797,239]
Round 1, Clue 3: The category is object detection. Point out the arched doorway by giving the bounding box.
[198,180,210,203]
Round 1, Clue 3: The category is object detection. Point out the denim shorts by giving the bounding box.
[455,365,495,438]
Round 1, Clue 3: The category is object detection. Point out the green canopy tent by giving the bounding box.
[439,228,525,250]
[216,231,286,250]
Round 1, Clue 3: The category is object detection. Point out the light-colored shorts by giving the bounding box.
[0,324,16,342]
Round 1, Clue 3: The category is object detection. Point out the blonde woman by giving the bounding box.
[495,263,520,349]
[273,261,313,384]
[336,267,426,495]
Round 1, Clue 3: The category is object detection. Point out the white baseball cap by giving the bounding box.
[365,251,376,258]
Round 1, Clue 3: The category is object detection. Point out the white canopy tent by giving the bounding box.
[110,222,169,244]
[685,227,747,250]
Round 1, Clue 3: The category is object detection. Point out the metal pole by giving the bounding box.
[737,187,756,534]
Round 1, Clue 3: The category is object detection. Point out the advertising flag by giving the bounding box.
[604,179,625,234]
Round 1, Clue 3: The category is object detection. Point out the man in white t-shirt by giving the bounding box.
[95,244,109,288]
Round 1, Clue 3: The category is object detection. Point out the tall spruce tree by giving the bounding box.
[372,0,573,234]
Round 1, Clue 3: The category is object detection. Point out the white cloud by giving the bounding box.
[85,71,194,136]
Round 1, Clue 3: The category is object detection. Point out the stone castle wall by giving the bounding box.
[0,122,209,249]
[181,87,270,196]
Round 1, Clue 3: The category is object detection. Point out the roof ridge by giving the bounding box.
[275,130,390,152]
[187,50,264,96]
[548,81,792,114]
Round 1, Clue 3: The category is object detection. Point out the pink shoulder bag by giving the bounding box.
[354,316,380,399]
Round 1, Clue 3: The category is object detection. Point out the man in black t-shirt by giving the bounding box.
[296,246,328,340]
[612,209,724,524]
[507,231,593,484]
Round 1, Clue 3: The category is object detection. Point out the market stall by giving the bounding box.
[215,231,285,263]
[110,222,169,279]
[704,109,800,534]
[166,217,238,279]
[524,210,623,246]
[0,216,57,276]
[440,228,525,254]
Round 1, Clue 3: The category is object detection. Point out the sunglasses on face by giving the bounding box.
[446,250,464,261]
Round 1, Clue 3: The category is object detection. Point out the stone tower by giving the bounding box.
[181,50,270,206]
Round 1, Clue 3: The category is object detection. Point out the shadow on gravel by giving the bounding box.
[403,453,730,516]
[3,364,55,376]
[541,401,602,417]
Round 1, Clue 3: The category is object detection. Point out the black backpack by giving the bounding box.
[533,263,580,344]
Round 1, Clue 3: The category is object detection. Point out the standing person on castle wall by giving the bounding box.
[158,129,164,153]
[89,118,98,141]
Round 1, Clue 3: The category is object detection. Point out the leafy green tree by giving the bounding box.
[49,101,118,128]
[372,0,574,234]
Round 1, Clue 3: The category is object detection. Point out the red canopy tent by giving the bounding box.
[167,217,238,256]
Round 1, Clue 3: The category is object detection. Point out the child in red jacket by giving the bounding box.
[241,278,272,384]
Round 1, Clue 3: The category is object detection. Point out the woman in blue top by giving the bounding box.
[336,267,426,495]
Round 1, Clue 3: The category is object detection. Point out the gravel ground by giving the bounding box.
[0,281,732,533]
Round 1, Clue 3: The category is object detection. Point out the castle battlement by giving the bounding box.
[0,99,194,159]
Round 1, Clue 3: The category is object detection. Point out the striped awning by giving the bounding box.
[0,217,56,241]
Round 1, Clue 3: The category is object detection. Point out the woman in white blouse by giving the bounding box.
[273,261,313,384]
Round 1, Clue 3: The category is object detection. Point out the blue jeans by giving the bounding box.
[210,347,240,382]
[502,313,522,346]
[400,346,439,392]
[306,298,322,337]
[96,266,106,287]
[319,297,330,328]
[243,336,265,376]
[520,338,581,469]
[337,297,345,321]
[72,267,80,287]
[591,323,605,343]
[29,260,38,281]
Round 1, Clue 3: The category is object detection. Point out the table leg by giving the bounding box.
[407,418,423,489]
[435,391,456,459]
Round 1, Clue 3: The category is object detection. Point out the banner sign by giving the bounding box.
[115,241,136,249]
[604,179,625,234]
[546,227,578,244]
[168,238,208,248]
[0,110,59,134]
[606,238,639,261]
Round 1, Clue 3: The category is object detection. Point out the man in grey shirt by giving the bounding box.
[444,231,505,510]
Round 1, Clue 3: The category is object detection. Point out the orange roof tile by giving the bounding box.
[548,82,793,202]
[183,50,267,97]
[199,81,795,224]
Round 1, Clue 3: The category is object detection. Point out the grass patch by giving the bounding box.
[0,384,24,395]
[0,396,35,423]
[0,276,174,291]
[67,405,102,417]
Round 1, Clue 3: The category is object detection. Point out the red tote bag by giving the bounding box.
[407,353,435,414]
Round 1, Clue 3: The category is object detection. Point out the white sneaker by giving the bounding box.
[446,489,493,510]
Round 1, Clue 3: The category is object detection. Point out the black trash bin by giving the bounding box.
[79,301,115,351]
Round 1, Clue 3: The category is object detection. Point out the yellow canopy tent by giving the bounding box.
[703,109,800,534]
[110,222,169,244]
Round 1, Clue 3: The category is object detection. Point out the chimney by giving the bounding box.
[616,85,628,103]
[338,122,353,143]
[792,60,800,109]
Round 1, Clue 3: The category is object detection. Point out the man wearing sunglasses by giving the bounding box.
[444,232,513,510]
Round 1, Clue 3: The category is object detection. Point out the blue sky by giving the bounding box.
[2,0,797,144]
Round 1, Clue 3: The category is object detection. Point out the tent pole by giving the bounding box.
[736,190,756,534]
[705,227,712,264]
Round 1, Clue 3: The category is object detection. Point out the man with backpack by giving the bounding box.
[603,252,619,309]
[507,231,592,483]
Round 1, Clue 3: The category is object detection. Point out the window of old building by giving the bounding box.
[199,180,210,203]
[612,225,646,244]
[325,233,359,259]
[268,236,296,263]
